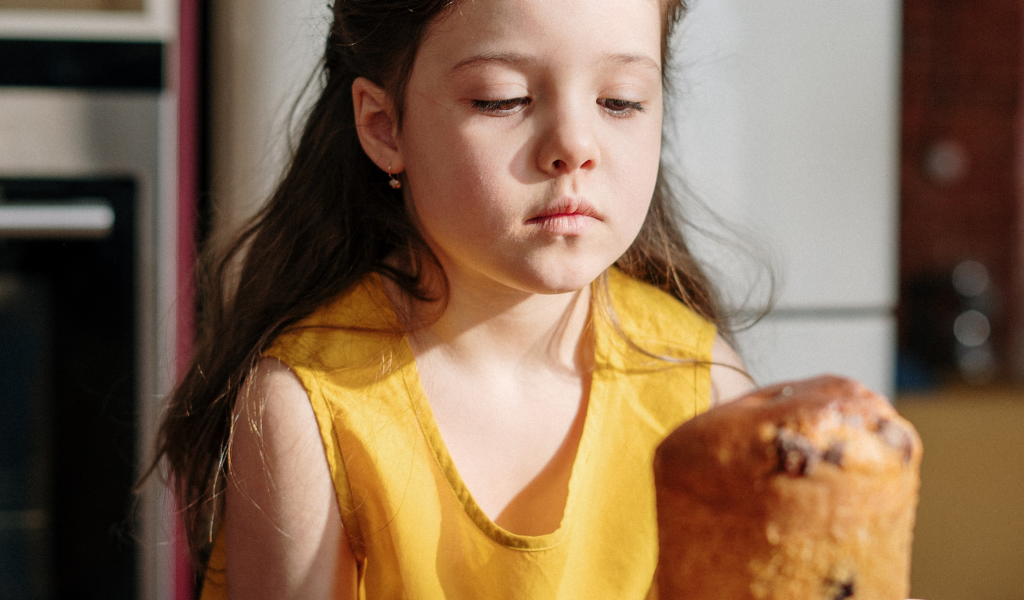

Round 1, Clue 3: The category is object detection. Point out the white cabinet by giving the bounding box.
[0,0,176,40]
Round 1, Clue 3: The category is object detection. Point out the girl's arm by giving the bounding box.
[709,335,755,407]
[226,358,358,600]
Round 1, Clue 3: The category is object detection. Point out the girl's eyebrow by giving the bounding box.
[449,52,530,73]
[449,52,660,74]
[607,53,661,73]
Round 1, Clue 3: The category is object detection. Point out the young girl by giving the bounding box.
[157,0,754,597]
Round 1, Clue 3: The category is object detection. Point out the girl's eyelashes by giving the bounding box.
[469,97,644,117]
[598,97,645,116]
[471,97,531,115]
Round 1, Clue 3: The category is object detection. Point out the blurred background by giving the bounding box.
[0,0,1020,599]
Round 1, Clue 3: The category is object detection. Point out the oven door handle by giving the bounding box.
[0,200,115,239]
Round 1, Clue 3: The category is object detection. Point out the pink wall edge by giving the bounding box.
[176,0,200,596]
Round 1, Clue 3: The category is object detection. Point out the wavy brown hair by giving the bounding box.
[152,0,730,567]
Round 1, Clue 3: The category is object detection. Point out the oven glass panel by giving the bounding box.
[0,178,137,600]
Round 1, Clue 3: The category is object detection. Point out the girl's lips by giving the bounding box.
[526,199,600,222]
[525,199,601,235]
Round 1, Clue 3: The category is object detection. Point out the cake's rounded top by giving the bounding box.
[655,375,922,509]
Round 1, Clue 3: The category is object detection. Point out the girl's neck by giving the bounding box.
[384,256,594,374]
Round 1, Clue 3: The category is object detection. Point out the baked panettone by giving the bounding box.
[654,376,922,600]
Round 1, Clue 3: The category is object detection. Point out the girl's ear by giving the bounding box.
[352,77,404,174]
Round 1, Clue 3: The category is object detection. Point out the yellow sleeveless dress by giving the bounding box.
[201,267,715,599]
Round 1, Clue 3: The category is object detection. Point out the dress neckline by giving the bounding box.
[365,272,609,551]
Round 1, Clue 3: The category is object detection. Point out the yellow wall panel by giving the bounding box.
[898,390,1024,600]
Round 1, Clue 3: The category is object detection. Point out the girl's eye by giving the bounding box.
[599,98,644,116]
[472,97,531,115]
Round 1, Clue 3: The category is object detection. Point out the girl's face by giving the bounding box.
[398,0,664,295]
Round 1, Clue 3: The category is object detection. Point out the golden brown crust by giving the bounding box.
[654,375,922,600]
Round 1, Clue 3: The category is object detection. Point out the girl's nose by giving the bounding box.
[536,105,600,175]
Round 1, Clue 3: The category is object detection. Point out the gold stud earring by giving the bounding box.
[388,166,402,189]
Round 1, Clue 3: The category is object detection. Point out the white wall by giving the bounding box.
[209,0,329,246]
[668,0,903,396]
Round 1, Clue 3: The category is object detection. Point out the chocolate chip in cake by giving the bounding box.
[822,441,846,467]
[775,430,818,476]
[875,419,913,464]
[829,579,855,600]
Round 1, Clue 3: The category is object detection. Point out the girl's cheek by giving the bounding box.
[619,128,661,179]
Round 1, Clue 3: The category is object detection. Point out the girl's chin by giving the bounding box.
[507,261,613,295]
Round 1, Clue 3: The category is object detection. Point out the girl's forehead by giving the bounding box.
[420,0,663,70]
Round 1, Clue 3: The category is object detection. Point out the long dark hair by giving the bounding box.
[154,0,728,566]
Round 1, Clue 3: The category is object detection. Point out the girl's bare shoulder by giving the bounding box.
[709,335,755,408]
[226,357,357,600]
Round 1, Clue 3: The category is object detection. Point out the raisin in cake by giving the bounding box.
[653,376,922,600]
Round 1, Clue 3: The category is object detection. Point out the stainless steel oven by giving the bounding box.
[1,177,138,599]
[0,38,177,600]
